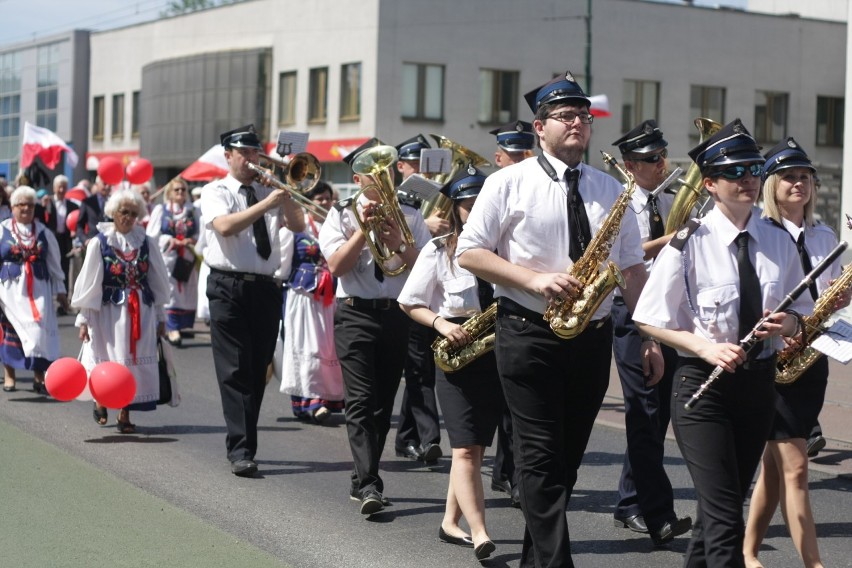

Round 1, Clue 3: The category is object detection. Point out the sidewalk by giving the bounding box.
[597,358,852,478]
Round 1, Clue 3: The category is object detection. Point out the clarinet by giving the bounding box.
[684,240,848,410]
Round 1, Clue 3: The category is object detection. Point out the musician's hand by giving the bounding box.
[641,341,664,386]
[530,273,582,304]
[695,341,746,373]
[360,201,380,223]
[264,187,291,210]
[831,279,852,310]
[436,318,473,348]
[377,216,403,252]
[753,310,786,339]
[425,214,451,237]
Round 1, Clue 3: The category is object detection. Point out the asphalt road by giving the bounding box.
[1,315,851,567]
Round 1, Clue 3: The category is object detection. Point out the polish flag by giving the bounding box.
[588,94,611,118]
[21,122,79,169]
[180,144,229,181]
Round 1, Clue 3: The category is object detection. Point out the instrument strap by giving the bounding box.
[537,154,559,181]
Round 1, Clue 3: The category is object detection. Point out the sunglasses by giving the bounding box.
[546,111,594,125]
[711,163,763,180]
[628,149,668,164]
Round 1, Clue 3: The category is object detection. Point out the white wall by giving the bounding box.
[748,0,845,22]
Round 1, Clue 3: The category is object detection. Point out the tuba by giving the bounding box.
[419,135,492,220]
[247,152,328,221]
[544,152,635,339]
[432,302,497,373]
[776,261,852,384]
[664,118,722,233]
[351,145,416,277]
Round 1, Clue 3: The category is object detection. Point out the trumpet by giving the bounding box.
[351,145,416,277]
[247,152,327,221]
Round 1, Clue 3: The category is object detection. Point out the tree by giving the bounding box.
[161,0,247,17]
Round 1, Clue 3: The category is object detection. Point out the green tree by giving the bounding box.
[161,0,246,17]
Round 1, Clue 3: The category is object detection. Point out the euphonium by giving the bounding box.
[432,303,497,373]
[776,263,852,384]
[664,118,722,233]
[247,152,327,221]
[351,145,416,277]
[420,135,492,220]
[544,151,635,339]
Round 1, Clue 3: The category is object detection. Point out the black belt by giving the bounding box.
[210,267,277,283]
[497,297,610,331]
[681,354,778,373]
[340,297,397,310]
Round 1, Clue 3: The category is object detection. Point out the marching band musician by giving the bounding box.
[318,138,430,516]
[199,124,305,477]
[488,120,535,168]
[744,138,847,568]
[398,167,505,562]
[610,120,692,545]
[632,119,812,567]
[393,134,444,465]
[457,71,661,567]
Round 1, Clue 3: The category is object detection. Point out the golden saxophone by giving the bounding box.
[431,302,497,373]
[664,118,722,233]
[544,152,635,339]
[776,262,852,384]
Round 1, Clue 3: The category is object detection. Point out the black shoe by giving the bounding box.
[395,445,423,461]
[33,381,48,396]
[510,485,521,509]
[359,490,384,515]
[231,459,258,477]
[438,526,474,548]
[3,384,15,392]
[421,442,443,464]
[56,306,68,316]
[474,540,496,561]
[807,434,826,458]
[613,513,648,534]
[350,488,391,507]
[650,516,692,547]
[491,479,512,494]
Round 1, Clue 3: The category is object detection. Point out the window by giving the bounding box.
[689,85,725,143]
[131,91,140,137]
[754,91,788,143]
[816,96,843,147]
[36,43,59,134]
[402,63,444,121]
[278,71,296,125]
[0,50,22,163]
[622,80,659,133]
[308,67,328,123]
[112,94,125,138]
[340,63,361,121]
[478,69,519,124]
[93,96,105,140]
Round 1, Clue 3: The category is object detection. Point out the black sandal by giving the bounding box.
[92,403,108,425]
[33,380,48,396]
[116,419,136,434]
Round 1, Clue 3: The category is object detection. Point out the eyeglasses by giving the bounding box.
[711,163,763,180]
[629,149,668,164]
[546,111,594,125]
[117,209,139,218]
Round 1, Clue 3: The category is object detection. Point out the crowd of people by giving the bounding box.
[0,69,844,567]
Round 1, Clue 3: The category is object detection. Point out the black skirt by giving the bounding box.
[435,349,505,448]
[770,355,828,441]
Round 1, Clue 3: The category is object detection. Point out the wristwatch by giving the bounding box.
[397,243,407,254]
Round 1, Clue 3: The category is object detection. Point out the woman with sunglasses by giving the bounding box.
[632,119,813,567]
[0,186,67,394]
[743,139,846,568]
[147,177,199,347]
[72,188,170,432]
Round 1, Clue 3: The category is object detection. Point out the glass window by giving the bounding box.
[622,80,659,133]
[132,91,140,137]
[478,69,519,124]
[689,85,725,144]
[278,71,296,125]
[340,63,361,121]
[401,63,444,121]
[754,91,788,144]
[112,93,125,137]
[93,96,105,140]
[308,67,328,123]
[816,96,844,147]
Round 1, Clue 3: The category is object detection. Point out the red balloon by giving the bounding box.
[126,158,153,185]
[89,362,136,409]
[45,358,88,401]
[66,209,80,233]
[97,156,124,186]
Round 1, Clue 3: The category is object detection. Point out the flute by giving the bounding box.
[684,240,848,410]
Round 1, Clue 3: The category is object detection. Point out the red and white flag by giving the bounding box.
[588,94,611,118]
[180,145,228,181]
[21,122,79,169]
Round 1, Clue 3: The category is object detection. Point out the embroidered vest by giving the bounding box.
[98,233,155,306]
[161,205,197,240]
[0,225,49,283]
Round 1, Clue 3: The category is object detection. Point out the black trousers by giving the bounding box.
[491,407,516,488]
[207,271,282,463]
[496,301,612,568]
[611,299,678,531]
[672,357,777,568]
[55,230,73,291]
[394,322,441,451]
[335,300,410,496]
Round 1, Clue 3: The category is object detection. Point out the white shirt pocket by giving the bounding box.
[696,283,739,340]
[443,273,477,314]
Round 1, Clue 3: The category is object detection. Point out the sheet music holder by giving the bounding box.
[276,131,309,156]
[811,318,852,364]
[420,149,453,176]
[398,173,442,201]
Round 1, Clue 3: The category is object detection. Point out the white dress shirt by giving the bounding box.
[778,217,840,296]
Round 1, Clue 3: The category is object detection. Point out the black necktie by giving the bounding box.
[566,169,592,262]
[240,185,271,260]
[736,232,763,355]
[648,194,665,241]
[374,261,384,282]
[796,232,818,301]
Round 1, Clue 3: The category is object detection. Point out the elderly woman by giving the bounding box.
[146,177,199,346]
[71,188,170,432]
[0,186,67,393]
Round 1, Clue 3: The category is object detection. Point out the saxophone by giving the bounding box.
[431,302,497,373]
[544,151,635,339]
[776,263,852,384]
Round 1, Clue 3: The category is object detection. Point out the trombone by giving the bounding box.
[247,152,328,221]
